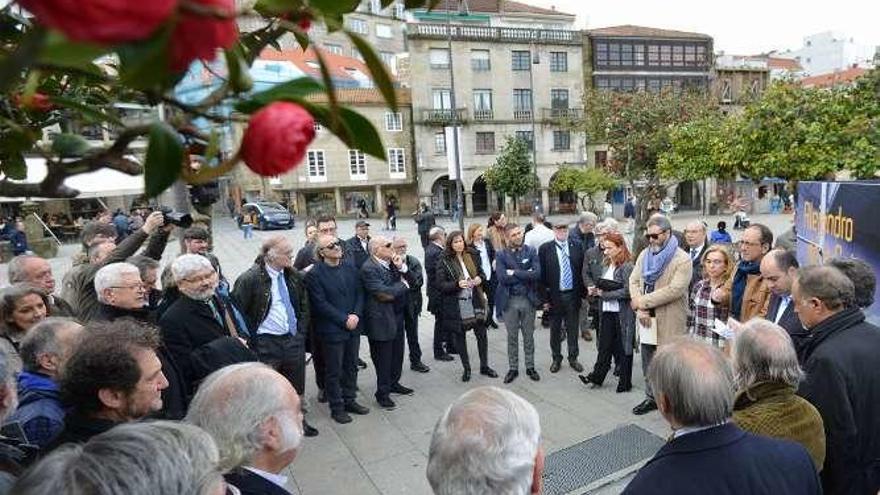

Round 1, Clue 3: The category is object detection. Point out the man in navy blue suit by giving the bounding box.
[624,339,820,495]
[186,363,303,495]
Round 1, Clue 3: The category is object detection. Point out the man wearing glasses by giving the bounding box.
[628,215,692,415]
[305,235,370,424]
[718,224,772,323]
[232,236,318,437]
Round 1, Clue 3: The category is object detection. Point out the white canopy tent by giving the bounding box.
[0,157,145,202]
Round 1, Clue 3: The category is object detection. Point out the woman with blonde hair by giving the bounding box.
[579,232,635,392]
[486,211,507,252]
[687,244,735,347]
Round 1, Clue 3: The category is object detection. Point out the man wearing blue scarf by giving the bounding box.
[722,224,772,322]
[628,215,692,415]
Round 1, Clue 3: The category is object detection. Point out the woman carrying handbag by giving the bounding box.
[436,231,498,382]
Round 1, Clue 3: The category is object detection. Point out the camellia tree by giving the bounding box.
[483,136,538,219]
[581,88,719,242]
[0,0,440,199]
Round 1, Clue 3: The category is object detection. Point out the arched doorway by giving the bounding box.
[472,176,488,214]
[431,175,456,214]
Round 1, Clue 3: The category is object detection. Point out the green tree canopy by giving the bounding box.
[483,136,538,216]
[550,166,617,213]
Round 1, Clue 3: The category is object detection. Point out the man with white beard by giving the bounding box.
[186,363,303,495]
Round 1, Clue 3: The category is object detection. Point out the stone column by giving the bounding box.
[334,188,344,216]
[19,201,58,258]
[541,188,550,215]
[374,184,384,215]
[464,191,474,218]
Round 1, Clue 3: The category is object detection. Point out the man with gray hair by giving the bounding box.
[624,339,820,494]
[426,386,544,495]
[732,319,825,470]
[12,421,225,495]
[94,262,147,316]
[7,254,74,317]
[186,363,303,495]
[569,211,598,250]
[793,265,880,494]
[425,226,454,361]
[6,318,83,448]
[682,221,708,293]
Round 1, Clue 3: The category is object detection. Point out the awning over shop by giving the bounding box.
[1,158,145,202]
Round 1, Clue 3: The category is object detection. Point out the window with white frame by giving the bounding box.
[393,3,405,19]
[380,51,396,73]
[388,148,405,177]
[385,112,402,131]
[549,51,568,72]
[552,130,571,151]
[348,18,368,34]
[471,49,490,71]
[349,150,367,178]
[313,121,322,133]
[429,48,450,69]
[307,150,326,181]
[325,43,343,55]
[434,131,446,154]
[376,23,392,39]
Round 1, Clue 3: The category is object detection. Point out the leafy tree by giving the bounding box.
[581,88,719,241]
[483,136,538,219]
[0,0,439,199]
[550,166,617,213]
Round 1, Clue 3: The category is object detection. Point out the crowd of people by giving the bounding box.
[0,203,877,495]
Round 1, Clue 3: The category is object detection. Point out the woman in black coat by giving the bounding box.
[436,231,498,382]
[466,223,498,327]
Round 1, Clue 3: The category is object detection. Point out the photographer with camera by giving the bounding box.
[64,211,172,322]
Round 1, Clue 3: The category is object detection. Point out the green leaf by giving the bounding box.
[51,96,122,126]
[51,133,91,157]
[345,30,397,111]
[253,0,299,14]
[0,151,27,180]
[204,130,221,164]
[234,77,325,113]
[338,107,386,159]
[225,48,254,94]
[37,32,108,74]
[310,0,360,15]
[144,123,183,197]
[117,27,172,90]
[293,30,310,51]
[0,27,47,93]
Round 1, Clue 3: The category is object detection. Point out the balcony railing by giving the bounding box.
[473,109,494,121]
[513,110,533,121]
[421,108,468,124]
[408,23,582,45]
[542,108,584,121]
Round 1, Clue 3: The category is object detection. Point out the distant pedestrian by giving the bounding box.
[710,221,732,244]
[240,211,254,239]
[413,203,436,249]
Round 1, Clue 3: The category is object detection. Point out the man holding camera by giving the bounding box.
[66,211,171,322]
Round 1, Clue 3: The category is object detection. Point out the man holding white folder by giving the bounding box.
[628,215,692,415]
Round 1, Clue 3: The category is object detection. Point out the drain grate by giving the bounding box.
[542,424,665,495]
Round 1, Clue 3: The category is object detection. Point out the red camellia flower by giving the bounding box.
[19,0,177,45]
[241,102,316,177]
[169,0,238,72]
[13,93,54,112]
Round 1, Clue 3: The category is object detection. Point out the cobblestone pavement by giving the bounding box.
[2,210,794,494]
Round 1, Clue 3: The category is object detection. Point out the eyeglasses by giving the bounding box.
[110,284,146,292]
[384,242,392,248]
[645,232,665,240]
[740,240,762,247]
[321,240,342,250]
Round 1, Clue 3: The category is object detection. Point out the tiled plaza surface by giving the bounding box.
[3,210,794,494]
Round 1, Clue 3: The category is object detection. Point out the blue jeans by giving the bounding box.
[242,224,253,239]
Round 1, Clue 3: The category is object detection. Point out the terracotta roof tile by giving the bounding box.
[588,25,712,40]
[766,57,803,71]
[800,67,867,88]
[259,48,384,84]
[305,87,411,106]
[434,0,573,17]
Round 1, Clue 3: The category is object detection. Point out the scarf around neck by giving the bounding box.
[731,260,761,319]
[642,234,679,292]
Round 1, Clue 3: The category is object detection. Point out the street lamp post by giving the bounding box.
[446,3,465,231]
[528,43,541,213]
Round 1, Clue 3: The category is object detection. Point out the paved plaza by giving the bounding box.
[2,210,794,494]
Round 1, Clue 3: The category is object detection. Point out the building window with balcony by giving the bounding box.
[550,51,568,72]
[432,88,452,109]
[552,130,570,151]
[471,49,490,71]
[515,130,534,151]
[634,44,645,66]
[475,132,495,154]
[430,48,450,70]
[434,131,446,154]
[513,89,532,120]
[550,89,569,111]
[388,148,406,177]
[648,44,659,65]
[608,43,620,66]
[308,150,326,181]
[511,50,531,71]
[595,42,608,65]
[348,18,368,34]
[376,23,392,38]
[672,45,684,66]
[660,45,672,66]
[473,89,493,120]
[349,150,367,179]
[385,112,403,131]
[325,43,343,55]
[380,51,396,72]
[684,45,696,66]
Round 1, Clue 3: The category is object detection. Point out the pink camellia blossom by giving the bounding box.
[168,0,238,72]
[19,0,177,44]
[241,102,316,177]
